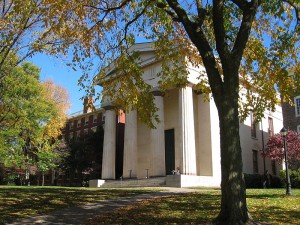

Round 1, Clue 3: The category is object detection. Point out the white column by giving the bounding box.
[123,110,138,178]
[150,92,165,177]
[179,86,197,175]
[101,107,116,179]
[197,94,213,176]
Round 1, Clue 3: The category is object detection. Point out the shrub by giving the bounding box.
[270,175,283,188]
[279,168,300,188]
[244,173,263,188]
[3,174,17,185]
[244,173,283,188]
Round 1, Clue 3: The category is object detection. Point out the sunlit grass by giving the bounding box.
[246,189,300,224]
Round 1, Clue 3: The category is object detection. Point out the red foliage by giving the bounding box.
[263,130,300,166]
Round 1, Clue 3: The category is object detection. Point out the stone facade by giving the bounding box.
[97,42,284,187]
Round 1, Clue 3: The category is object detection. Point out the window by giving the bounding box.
[77,122,81,128]
[85,117,89,125]
[295,96,300,117]
[268,117,274,136]
[70,122,73,129]
[253,150,258,174]
[271,160,276,175]
[250,111,257,138]
[102,112,106,122]
[93,118,97,123]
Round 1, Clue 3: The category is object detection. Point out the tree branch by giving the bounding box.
[165,0,192,25]
[83,0,133,13]
[231,0,259,66]
[231,0,249,11]
[156,1,181,22]
[213,0,231,61]
[165,0,224,103]
[282,0,300,28]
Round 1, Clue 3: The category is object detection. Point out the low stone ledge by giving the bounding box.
[89,179,106,188]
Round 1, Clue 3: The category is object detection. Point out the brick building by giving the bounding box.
[62,97,125,183]
[281,93,300,133]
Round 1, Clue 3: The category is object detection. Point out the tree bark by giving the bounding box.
[216,90,249,225]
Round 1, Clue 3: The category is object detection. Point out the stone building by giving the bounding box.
[95,42,284,187]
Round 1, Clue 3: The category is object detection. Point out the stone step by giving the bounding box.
[90,177,166,188]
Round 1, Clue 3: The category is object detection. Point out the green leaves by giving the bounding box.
[0,57,69,172]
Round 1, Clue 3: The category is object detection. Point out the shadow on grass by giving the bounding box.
[83,189,300,225]
[0,186,155,224]
[84,193,221,225]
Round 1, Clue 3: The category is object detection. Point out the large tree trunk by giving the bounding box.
[214,73,249,224]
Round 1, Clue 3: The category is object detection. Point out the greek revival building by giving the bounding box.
[95,43,283,187]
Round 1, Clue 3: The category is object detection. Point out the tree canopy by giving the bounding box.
[0,58,70,170]
[264,130,300,169]
[2,0,299,223]
[0,0,66,80]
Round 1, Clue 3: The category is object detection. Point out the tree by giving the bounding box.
[36,141,58,186]
[0,0,65,81]
[33,0,299,223]
[66,126,104,185]
[41,79,71,139]
[37,79,71,185]
[0,60,56,163]
[264,130,300,170]
[0,58,70,185]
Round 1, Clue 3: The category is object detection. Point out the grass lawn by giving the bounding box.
[84,188,300,225]
[0,185,155,224]
[0,186,299,225]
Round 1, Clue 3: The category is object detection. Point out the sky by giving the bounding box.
[29,53,101,115]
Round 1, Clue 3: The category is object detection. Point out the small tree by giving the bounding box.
[263,130,300,170]
[36,141,57,186]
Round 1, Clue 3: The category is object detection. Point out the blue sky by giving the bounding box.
[29,53,100,115]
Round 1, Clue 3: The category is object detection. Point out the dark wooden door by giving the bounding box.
[165,129,175,175]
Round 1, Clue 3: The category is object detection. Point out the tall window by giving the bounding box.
[297,125,300,133]
[295,96,300,117]
[253,150,258,174]
[250,111,257,138]
[271,160,276,175]
[268,117,274,136]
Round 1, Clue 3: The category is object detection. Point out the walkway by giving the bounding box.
[7,188,195,225]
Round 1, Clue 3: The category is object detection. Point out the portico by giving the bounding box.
[98,42,221,187]
[84,42,284,188]
[100,87,220,186]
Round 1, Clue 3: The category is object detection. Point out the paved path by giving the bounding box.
[7,188,195,225]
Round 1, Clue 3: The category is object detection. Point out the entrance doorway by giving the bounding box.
[165,129,175,175]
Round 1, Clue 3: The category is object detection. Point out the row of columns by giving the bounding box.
[101,86,197,179]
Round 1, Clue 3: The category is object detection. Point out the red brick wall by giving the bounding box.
[282,101,300,131]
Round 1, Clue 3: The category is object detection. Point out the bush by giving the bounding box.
[0,166,4,185]
[270,175,283,188]
[3,174,17,185]
[279,168,300,188]
[244,173,283,188]
[244,173,263,188]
